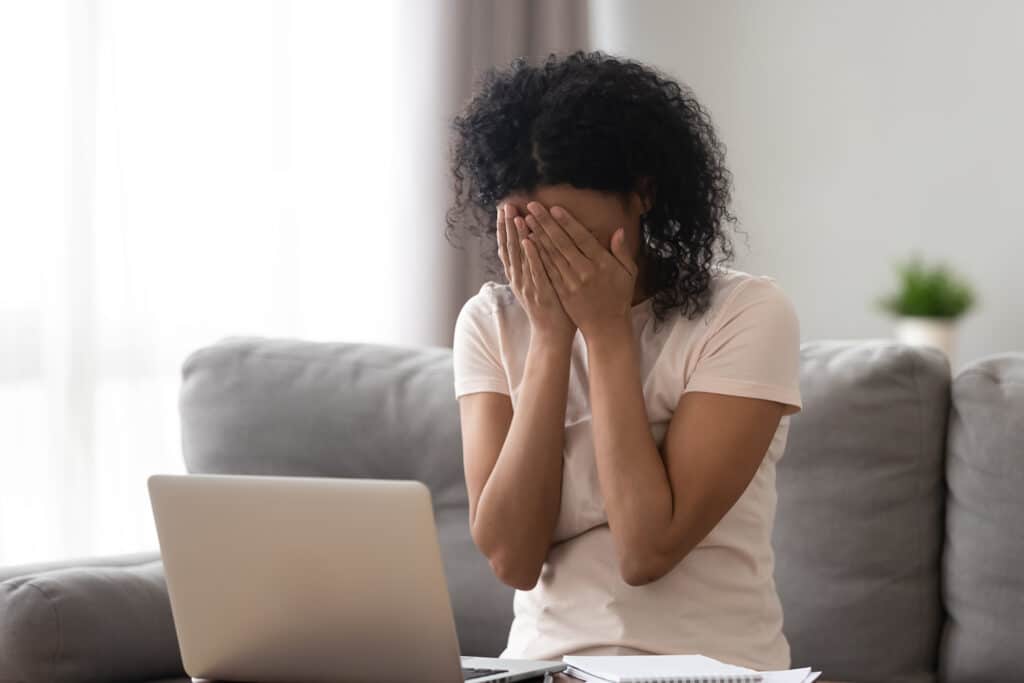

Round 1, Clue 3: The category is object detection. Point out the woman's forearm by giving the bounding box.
[472,333,571,590]
[584,320,676,584]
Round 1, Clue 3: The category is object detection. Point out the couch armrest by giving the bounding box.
[0,551,162,583]
[0,551,185,683]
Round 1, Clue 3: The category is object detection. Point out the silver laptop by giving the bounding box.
[148,473,565,683]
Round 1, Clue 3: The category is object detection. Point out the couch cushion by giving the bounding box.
[0,557,184,683]
[0,551,161,583]
[939,352,1024,682]
[178,336,514,656]
[773,340,948,683]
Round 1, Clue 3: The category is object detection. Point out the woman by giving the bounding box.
[446,51,802,671]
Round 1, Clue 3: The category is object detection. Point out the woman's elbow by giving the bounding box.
[471,526,542,590]
[619,556,666,586]
[488,553,541,591]
[618,542,688,586]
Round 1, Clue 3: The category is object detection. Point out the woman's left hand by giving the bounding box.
[520,201,639,339]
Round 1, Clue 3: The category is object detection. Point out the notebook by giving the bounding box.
[562,654,762,683]
[561,655,823,683]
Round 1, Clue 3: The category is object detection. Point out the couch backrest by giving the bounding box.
[179,336,1023,683]
[774,340,950,683]
[939,352,1024,683]
[179,336,514,657]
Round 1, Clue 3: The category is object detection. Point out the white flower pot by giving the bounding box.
[894,316,957,359]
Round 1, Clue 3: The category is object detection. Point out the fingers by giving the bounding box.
[534,235,567,296]
[547,204,608,263]
[526,201,610,267]
[505,204,524,287]
[522,236,553,297]
[524,220,574,290]
[524,202,591,275]
[520,232,534,294]
[496,204,509,280]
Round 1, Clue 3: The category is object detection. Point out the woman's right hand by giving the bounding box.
[497,202,577,346]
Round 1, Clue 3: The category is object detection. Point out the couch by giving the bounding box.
[1,336,1021,683]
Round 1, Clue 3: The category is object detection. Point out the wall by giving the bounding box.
[589,0,1023,370]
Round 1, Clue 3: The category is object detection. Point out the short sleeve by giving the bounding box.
[683,277,802,416]
[452,293,510,399]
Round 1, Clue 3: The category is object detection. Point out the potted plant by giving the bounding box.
[876,253,977,360]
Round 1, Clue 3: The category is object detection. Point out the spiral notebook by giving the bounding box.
[562,656,822,683]
[562,654,762,683]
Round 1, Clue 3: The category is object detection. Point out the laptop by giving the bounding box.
[148,473,565,683]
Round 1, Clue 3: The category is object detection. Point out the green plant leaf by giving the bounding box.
[876,254,976,318]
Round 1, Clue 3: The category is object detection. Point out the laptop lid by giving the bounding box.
[148,474,464,683]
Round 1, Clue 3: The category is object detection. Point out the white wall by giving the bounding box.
[589,0,1024,370]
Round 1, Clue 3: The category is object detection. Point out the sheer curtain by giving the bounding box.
[0,0,403,566]
[1,0,589,567]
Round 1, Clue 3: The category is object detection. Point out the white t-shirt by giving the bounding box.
[451,266,802,670]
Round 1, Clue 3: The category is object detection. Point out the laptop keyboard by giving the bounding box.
[462,666,507,680]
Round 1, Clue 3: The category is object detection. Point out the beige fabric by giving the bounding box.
[452,266,802,670]
[562,644,656,657]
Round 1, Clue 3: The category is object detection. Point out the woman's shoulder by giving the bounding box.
[700,266,796,323]
[475,280,517,311]
[459,280,515,314]
[455,281,520,328]
[706,265,787,298]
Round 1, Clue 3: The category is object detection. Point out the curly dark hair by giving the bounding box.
[445,49,747,329]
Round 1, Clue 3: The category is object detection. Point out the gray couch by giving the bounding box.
[1,337,1021,683]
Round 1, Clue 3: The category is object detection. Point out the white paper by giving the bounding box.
[757,668,809,683]
[561,655,821,683]
[563,654,758,681]
[756,669,821,683]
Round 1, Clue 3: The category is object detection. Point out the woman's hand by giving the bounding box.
[522,201,639,340]
[497,202,577,346]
